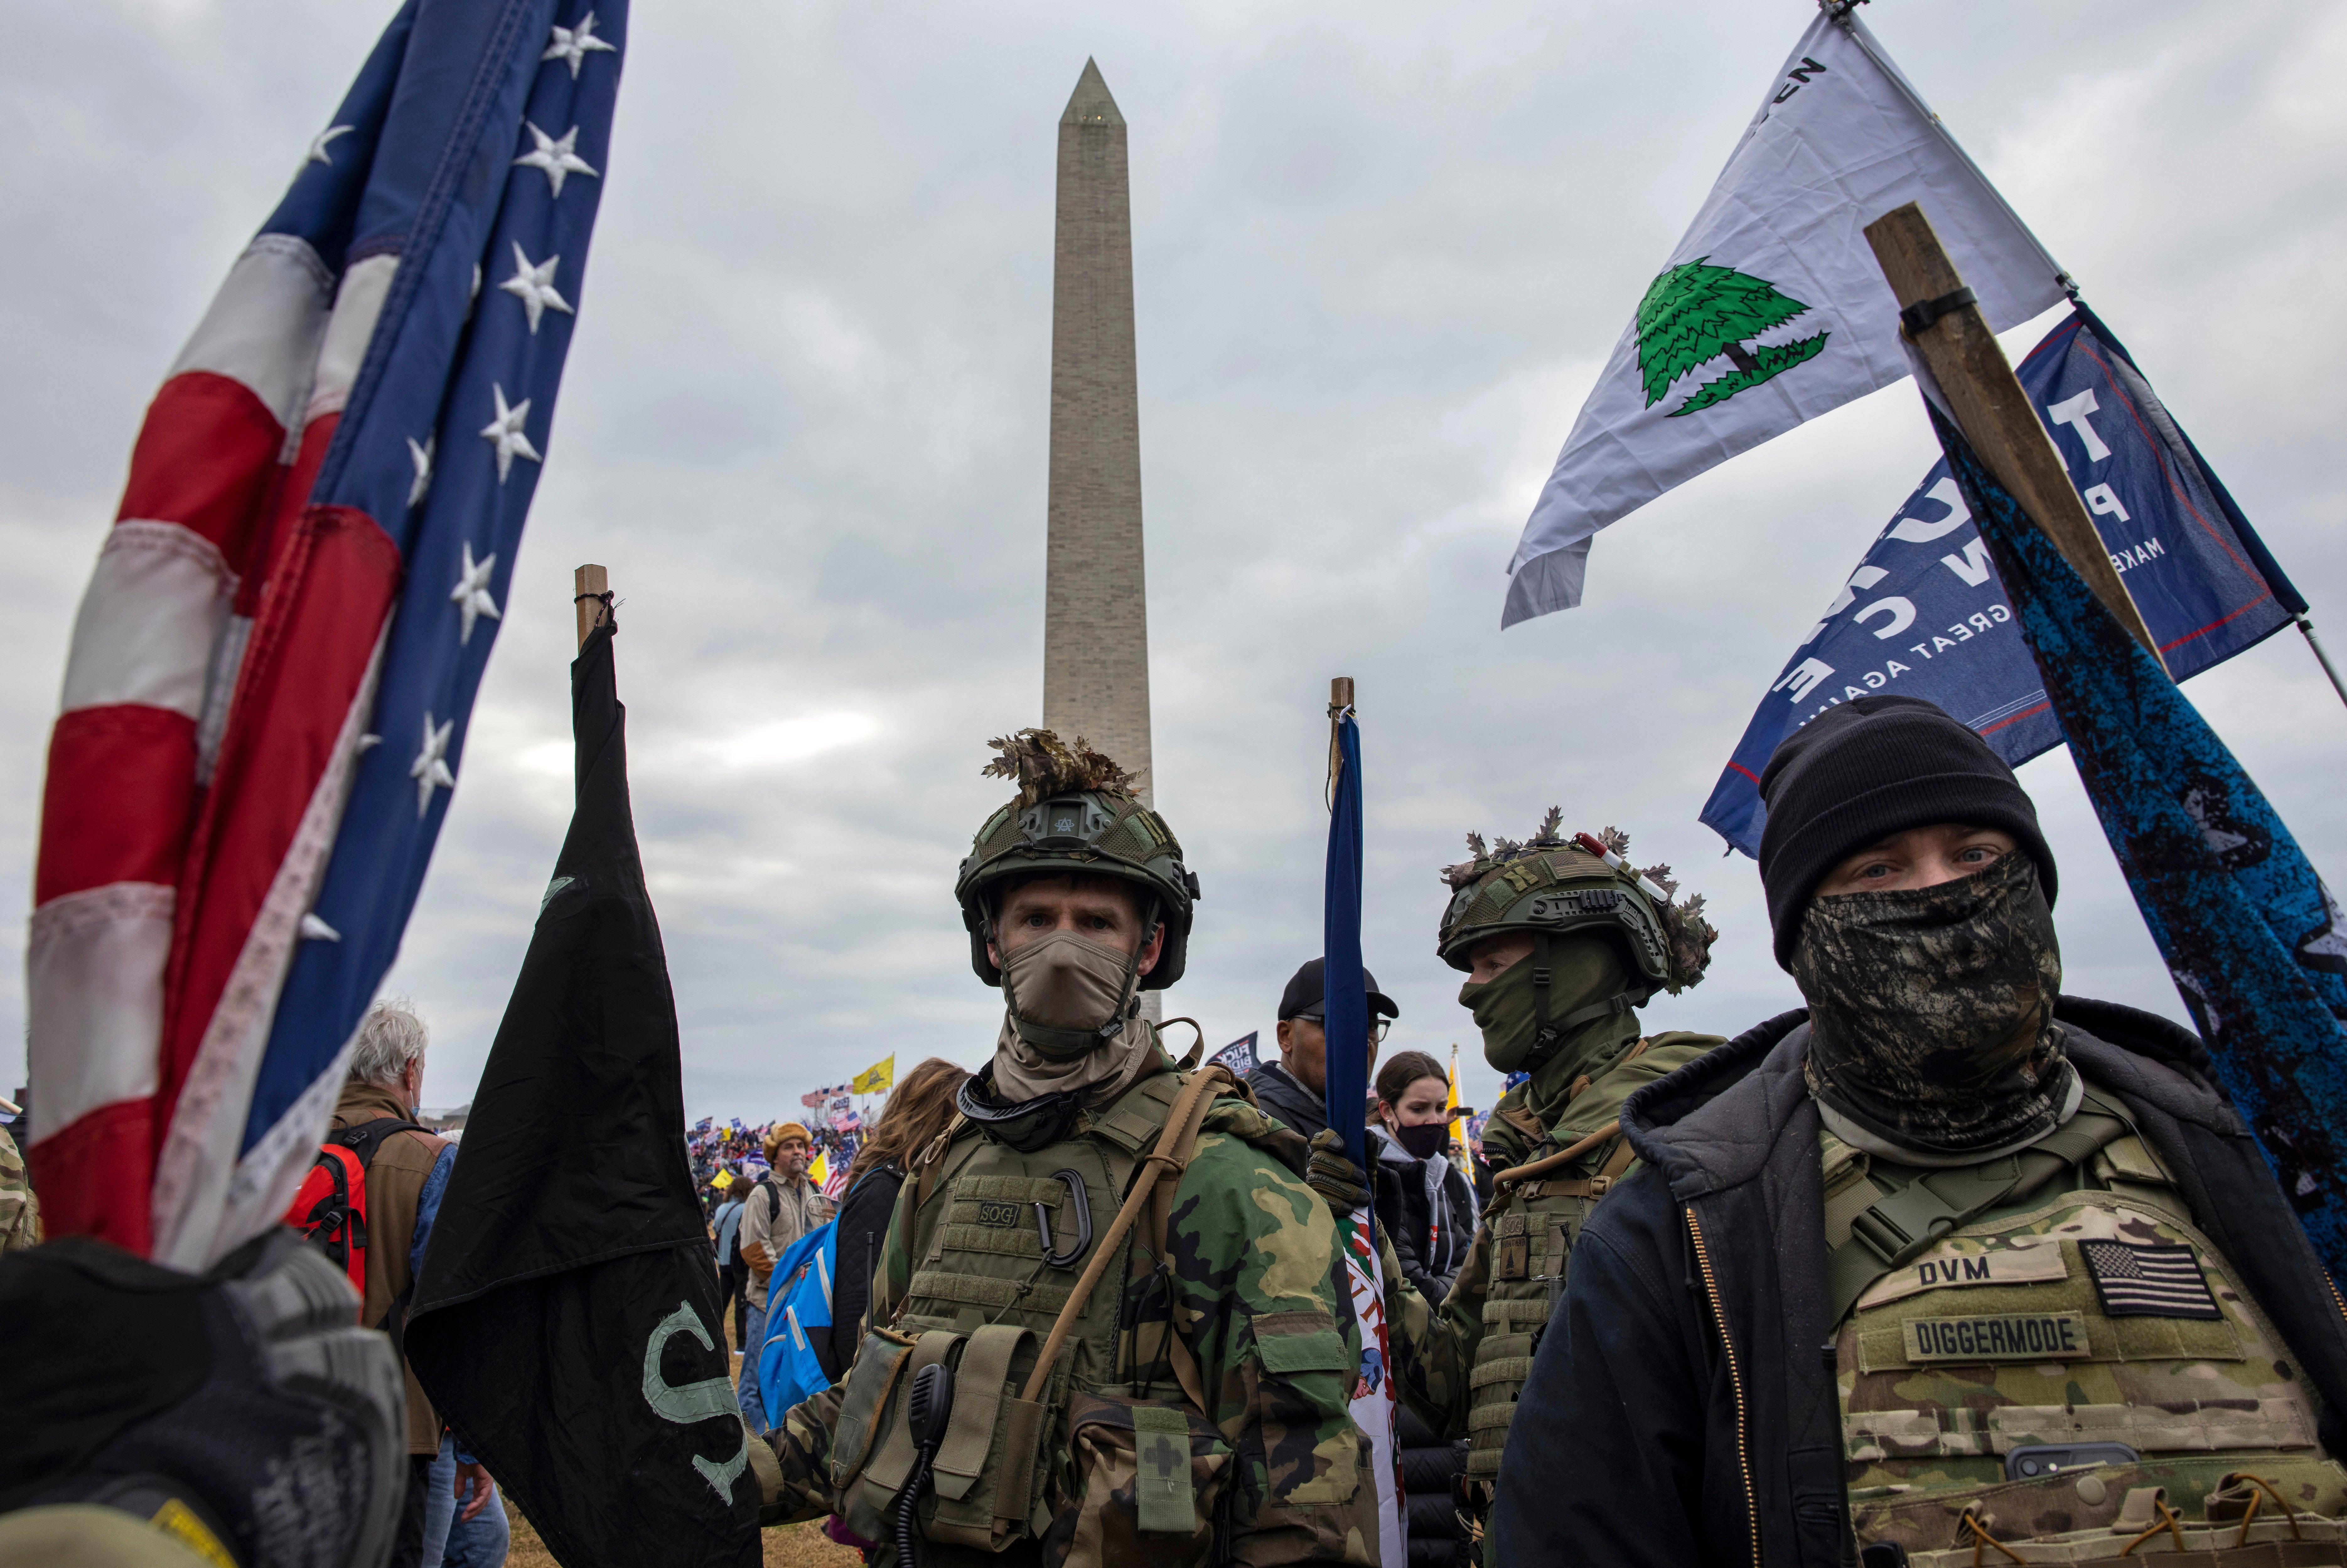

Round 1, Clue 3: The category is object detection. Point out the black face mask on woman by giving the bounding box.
[1388,1121,1448,1161]
[1793,852,2071,1159]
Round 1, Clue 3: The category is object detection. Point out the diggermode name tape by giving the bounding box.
[1904,1312,2091,1362]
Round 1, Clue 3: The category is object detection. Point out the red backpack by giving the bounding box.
[282,1117,426,1311]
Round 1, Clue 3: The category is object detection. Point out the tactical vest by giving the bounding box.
[1827,1084,2347,1566]
[1464,1034,1720,1498]
[827,1061,1291,1568]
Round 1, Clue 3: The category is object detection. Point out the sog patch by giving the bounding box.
[2081,1240,2222,1320]
[1904,1313,2091,1362]
[976,1200,1023,1229]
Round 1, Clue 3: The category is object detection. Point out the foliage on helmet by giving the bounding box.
[956,729,1198,989]
[981,729,1138,808]
[1436,810,1717,992]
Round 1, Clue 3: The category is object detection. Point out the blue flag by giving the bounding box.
[1703,306,2302,856]
[1929,400,2347,1285]
[1324,711,1370,1180]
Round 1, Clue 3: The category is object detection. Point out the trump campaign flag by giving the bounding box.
[1702,305,2301,855]
[29,0,628,1266]
[1504,6,2064,626]
[1209,1031,1260,1077]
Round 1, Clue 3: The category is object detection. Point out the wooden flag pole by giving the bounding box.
[574,563,610,651]
[1863,202,2168,674]
[1326,676,1354,808]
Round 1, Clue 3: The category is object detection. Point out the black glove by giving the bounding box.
[1305,1129,1369,1215]
[0,1228,406,1568]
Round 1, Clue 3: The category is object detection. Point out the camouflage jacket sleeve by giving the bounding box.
[759,1175,923,1526]
[0,1130,40,1255]
[1167,1126,1380,1567]
[1380,1220,1475,1438]
[757,1383,841,1525]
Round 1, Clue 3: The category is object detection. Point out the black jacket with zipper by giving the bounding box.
[821,1161,904,1384]
[1489,997,2347,1568]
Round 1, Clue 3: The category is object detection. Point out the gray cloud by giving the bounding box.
[1,0,2341,1131]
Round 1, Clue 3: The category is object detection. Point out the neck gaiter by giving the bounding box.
[1459,937,1631,1078]
[991,930,1155,1105]
[1794,853,2070,1159]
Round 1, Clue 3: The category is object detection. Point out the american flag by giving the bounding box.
[28,0,627,1267]
[2080,1240,2222,1320]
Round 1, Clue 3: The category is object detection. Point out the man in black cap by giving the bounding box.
[1247,957,1399,1142]
[1495,695,2347,1567]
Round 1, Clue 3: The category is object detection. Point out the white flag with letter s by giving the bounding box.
[1502,8,2066,627]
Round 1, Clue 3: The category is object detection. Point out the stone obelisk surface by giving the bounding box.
[1042,60,1153,808]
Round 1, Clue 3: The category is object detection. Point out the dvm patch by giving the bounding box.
[2081,1240,2221,1320]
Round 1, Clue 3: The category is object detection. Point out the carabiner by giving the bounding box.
[1034,1167,1093,1269]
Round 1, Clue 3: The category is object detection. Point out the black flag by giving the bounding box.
[407,615,755,1567]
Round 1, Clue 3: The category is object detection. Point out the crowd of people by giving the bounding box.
[5,699,2338,1568]
[727,709,2347,1568]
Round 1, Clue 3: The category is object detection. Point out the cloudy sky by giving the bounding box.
[3,0,2341,1127]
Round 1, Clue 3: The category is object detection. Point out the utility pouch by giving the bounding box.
[831,1325,919,1499]
[1042,1391,1236,1568]
[920,1324,1055,1551]
[841,1328,964,1543]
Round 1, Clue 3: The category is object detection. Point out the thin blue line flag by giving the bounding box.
[1930,400,2347,1284]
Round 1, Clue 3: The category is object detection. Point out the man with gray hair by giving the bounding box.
[329,998,490,1568]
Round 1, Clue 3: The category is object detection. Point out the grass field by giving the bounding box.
[502,1507,858,1568]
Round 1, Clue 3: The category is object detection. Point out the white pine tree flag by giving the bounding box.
[1502,8,2066,627]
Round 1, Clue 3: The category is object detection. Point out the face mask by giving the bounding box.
[1794,852,2069,1158]
[1458,937,1627,1074]
[1390,1121,1448,1160]
[1000,928,1141,1057]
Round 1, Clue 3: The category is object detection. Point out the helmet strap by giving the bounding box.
[1098,902,1161,1039]
[1530,931,1555,1058]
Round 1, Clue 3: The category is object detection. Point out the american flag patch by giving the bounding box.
[2080,1240,2222,1320]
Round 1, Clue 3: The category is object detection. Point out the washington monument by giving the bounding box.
[1041,60,1152,807]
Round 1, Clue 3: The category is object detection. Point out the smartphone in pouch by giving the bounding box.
[2004,1442,2141,1480]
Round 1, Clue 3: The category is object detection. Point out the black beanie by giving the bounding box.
[1757,695,2055,969]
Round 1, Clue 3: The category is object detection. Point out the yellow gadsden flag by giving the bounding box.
[851,1055,894,1095]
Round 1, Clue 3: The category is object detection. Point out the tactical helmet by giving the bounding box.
[1436,811,1716,1001]
[956,730,1200,989]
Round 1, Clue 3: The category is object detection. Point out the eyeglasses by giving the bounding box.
[1300,1013,1392,1046]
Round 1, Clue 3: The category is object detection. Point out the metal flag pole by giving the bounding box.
[2295,614,2347,710]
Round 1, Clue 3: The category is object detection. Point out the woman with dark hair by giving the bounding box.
[819,1057,971,1381]
[1369,1050,1478,1568]
[1369,1050,1479,1302]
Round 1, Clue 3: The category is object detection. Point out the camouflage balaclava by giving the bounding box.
[1458,938,1632,1078]
[1794,852,2073,1159]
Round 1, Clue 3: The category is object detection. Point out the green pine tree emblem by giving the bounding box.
[1635,257,1829,417]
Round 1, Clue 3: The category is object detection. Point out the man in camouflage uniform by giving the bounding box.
[1499,696,2347,1567]
[1315,810,1721,1564]
[751,731,1379,1568]
[0,1094,41,1254]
